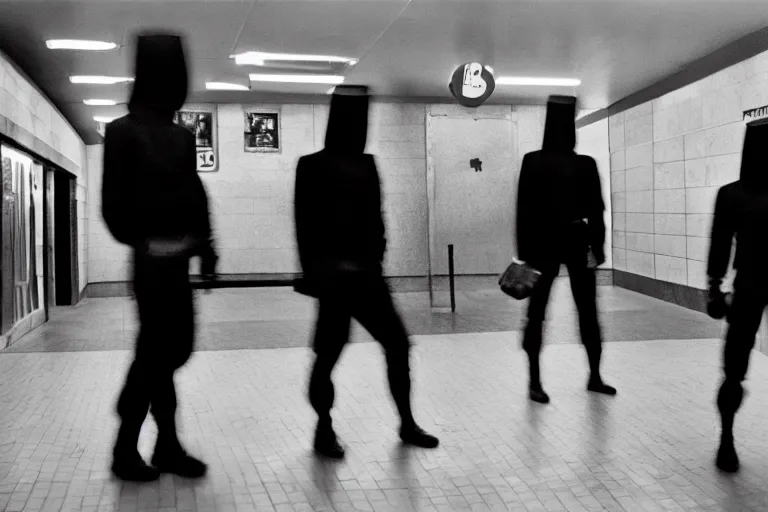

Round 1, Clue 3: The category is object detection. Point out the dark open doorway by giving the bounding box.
[53,171,78,306]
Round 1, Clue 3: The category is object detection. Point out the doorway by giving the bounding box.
[426,112,517,309]
[52,170,78,306]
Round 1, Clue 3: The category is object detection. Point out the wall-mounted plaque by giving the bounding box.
[173,106,218,172]
[244,109,281,153]
[448,62,496,108]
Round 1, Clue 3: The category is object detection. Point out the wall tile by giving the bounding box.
[626,232,654,253]
[654,235,686,258]
[609,113,625,152]
[654,162,685,189]
[611,171,626,193]
[685,187,719,214]
[625,143,653,169]
[654,189,685,213]
[626,191,653,213]
[706,122,745,157]
[626,213,654,233]
[613,248,627,270]
[655,255,687,285]
[687,214,714,238]
[687,259,708,289]
[612,192,626,213]
[625,102,653,121]
[654,136,684,163]
[684,130,706,160]
[626,250,655,278]
[626,166,653,192]
[610,150,626,171]
[613,212,626,231]
[685,158,707,187]
[687,236,709,261]
[655,214,686,236]
[625,114,653,147]
[705,153,741,187]
[702,84,742,128]
[613,231,626,249]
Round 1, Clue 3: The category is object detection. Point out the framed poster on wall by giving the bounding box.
[244,108,281,153]
[173,105,218,172]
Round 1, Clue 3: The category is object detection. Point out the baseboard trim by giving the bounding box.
[0,308,46,349]
[613,270,707,313]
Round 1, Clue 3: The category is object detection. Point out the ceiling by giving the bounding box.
[2,0,768,144]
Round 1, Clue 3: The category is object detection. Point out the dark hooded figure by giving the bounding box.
[516,95,616,404]
[293,85,438,458]
[101,33,217,482]
[706,120,768,473]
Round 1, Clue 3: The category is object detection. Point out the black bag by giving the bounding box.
[498,258,541,300]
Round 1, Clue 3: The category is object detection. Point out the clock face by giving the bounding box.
[450,62,495,108]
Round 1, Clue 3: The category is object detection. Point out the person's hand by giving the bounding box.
[201,248,218,279]
[707,284,728,320]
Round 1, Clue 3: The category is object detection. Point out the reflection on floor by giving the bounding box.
[1,286,765,512]
[5,282,723,353]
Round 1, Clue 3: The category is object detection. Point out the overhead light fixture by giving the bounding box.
[249,74,344,85]
[83,99,117,106]
[233,51,356,66]
[205,82,250,91]
[70,76,134,85]
[93,116,116,123]
[47,39,118,51]
[497,77,581,87]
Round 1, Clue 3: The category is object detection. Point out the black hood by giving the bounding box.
[325,85,369,154]
[542,95,577,153]
[740,121,768,190]
[128,33,188,119]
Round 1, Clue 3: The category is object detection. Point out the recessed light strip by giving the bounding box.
[234,51,356,66]
[71,76,134,85]
[47,39,118,51]
[205,82,250,91]
[497,77,581,87]
[93,116,116,123]
[249,74,344,85]
[84,99,118,106]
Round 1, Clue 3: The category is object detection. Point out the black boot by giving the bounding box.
[314,420,345,459]
[112,422,159,482]
[716,434,739,473]
[529,385,550,404]
[587,377,617,396]
[399,422,439,449]
[152,416,206,478]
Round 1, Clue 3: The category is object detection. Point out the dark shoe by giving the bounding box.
[716,438,739,473]
[151,449,207,478]
[529,386,550,404]
[587,379,617,396]
[399,424,439,449]
[112,452,160,482]
[314,425,345,459]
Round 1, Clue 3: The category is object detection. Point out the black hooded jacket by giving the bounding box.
[707,122,768,288]
[101,34,213,254]
[516,96,605,266]
[293,85,386,293]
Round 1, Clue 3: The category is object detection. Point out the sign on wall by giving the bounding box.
[448,62,496,108]
[743,104,768,124]
[244,108,281,153]
[173,106,218,172]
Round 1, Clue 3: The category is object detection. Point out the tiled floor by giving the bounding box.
[1,285,767,511]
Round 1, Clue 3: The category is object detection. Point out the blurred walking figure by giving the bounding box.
[102,33,218,481]
[516,95,616,404]
[706,121,768,473]
[293,85,439,459]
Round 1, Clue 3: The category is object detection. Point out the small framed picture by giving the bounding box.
[244,109,281,153]
[173,106,218,172]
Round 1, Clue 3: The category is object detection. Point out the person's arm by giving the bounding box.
[585,156,606,265]
[294,157,322,276]
[101,122,140,248]
[371,155,387,263]
[516,154,535,263]
[706,186,736,319]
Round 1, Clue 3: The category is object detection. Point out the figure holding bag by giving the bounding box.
[512,95,616,404]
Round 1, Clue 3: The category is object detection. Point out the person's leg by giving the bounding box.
[716,289,764,472]
[565,260,615,395]
[113,358,157,481]
[352,276,438,448]
[522,264,557,403]
[308,290,351,458]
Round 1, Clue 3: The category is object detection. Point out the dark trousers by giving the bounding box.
[717,283,767,435]
[114,254,194,455]
[522,256,603,385]
[308,272,415,428]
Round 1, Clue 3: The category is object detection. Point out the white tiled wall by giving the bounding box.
[87,102,613,282]
[0,50,88,295]
[609,49,768,291]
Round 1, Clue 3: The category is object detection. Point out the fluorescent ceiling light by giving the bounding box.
[206,82,250,91]
[93,116,116,123]
[47,39,117,51]
[234,51,356,66]
[497,77,581,87]
[83,99,117,106]
[71,76,134,85]
[249,74,344,85]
